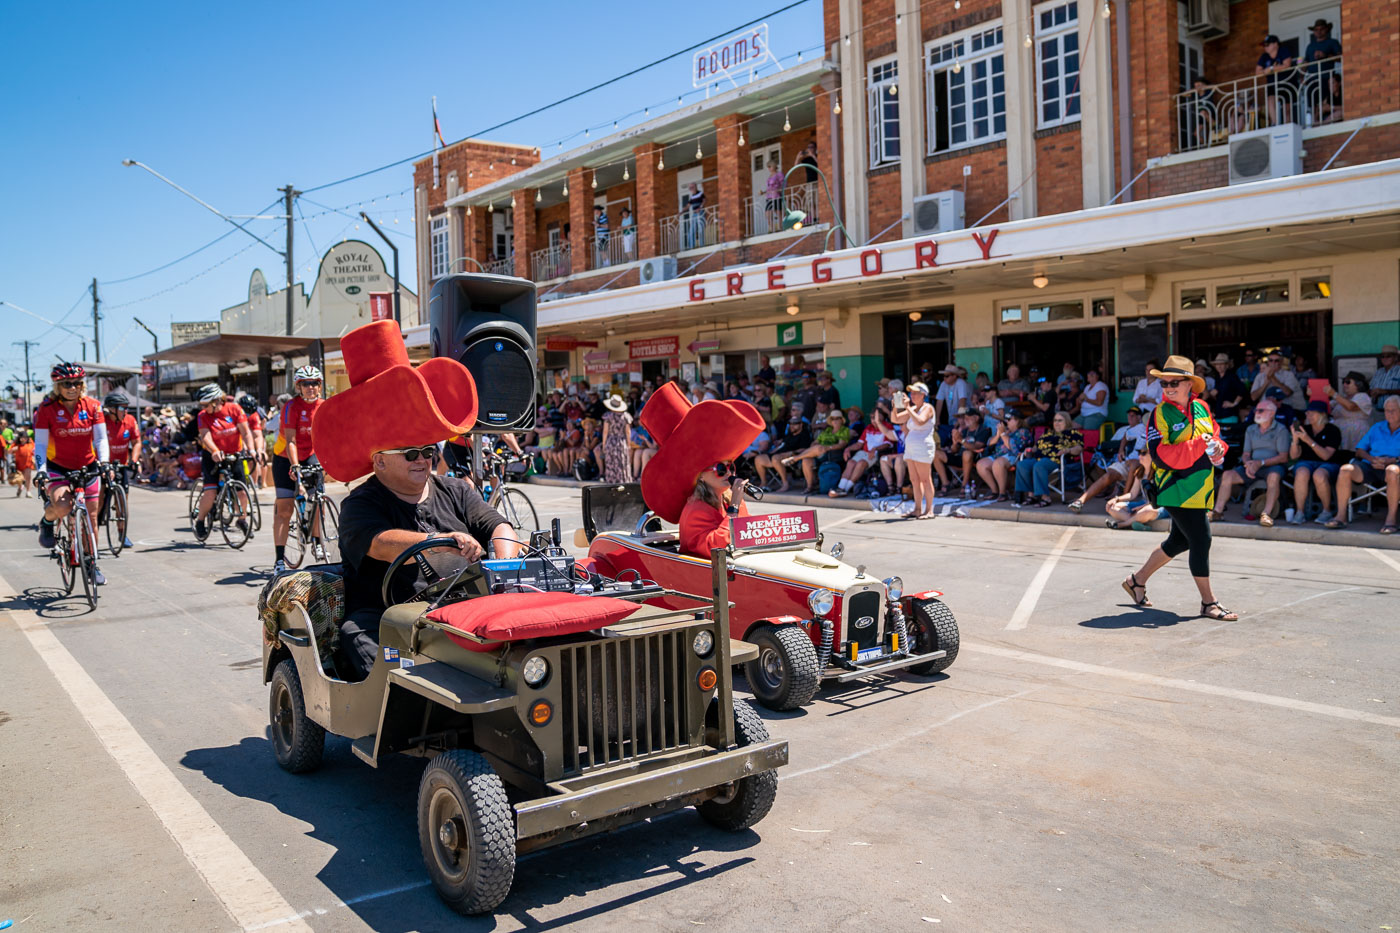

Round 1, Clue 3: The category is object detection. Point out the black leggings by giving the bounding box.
[1161,506,1212,577]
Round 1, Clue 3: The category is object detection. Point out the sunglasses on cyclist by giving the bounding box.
[57,380,83,389]
[380,445,437,462]
[709,460,736,478]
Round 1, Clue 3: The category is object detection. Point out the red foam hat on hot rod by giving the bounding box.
[639,382,764,524]
[312,319,478,482]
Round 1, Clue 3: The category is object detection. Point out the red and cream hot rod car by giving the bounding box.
[577,484,959,710]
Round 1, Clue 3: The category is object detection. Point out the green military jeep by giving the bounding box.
[260,538,788,914]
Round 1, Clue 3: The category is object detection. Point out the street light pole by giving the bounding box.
[360,212,401,326]
[133,317,160,406]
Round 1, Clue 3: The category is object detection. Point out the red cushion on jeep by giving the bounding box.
[426,592,641,652]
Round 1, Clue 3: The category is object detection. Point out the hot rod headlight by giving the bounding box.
[522,656,550,686]
[883,576,903,601]
[807,588,836,618]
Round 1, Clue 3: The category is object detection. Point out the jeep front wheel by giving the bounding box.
[418,750,516,915]
[906,598,959,675]
[698,699,778,831]
[744,624,820,710]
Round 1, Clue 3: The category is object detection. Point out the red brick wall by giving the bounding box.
[925,143,1009,226]
[411,141,538,214]
[920,0,1000,42]
[633,142,664,260]
[1343,0,1400,114]
[1129,0,1180,198]
[511,189,537,280]
[866,167,902,240]
[861,0,897,60]
[1034,127,1083,216]
[1206,0,1270,84]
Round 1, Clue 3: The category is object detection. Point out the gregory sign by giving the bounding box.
[731,509,819,550]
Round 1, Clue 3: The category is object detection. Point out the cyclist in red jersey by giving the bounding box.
[192,383,255,540]
[237,395,267,487]
[272,365,325,573]
[35,363,110,582]
[101,393,141,548]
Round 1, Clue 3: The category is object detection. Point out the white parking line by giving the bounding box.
[1005,527,1076,630]
[0,570,312,933]
[964,641,1400,728]
[1365,547,1400,576]
[246,880,433,930]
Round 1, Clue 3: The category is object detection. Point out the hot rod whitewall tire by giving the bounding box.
[744,624,820,710]
[269,659,325,773]
[698,699,778,831]
[418,750,516,915]
[907,599,959,675]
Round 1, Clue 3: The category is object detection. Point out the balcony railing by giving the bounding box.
[659,205,721,256]
[589,228,638,270]
[531,243,571,281]
[743,181,821,238]
[484,257,512,276]
[1173,55,1344,153]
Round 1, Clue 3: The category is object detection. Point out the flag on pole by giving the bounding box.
[432,96,446,149]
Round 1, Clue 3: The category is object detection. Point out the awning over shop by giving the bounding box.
[143,333,341,365]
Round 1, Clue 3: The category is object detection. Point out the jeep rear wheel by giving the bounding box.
[744,624,820,711]
[418,750,516,915]
[269,659,325,773]
[698,699,778,831]
[907,599,959,675]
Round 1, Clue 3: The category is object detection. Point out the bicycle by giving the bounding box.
[283,462,340,569]
[46,464,103,610]
[97,463,131,557]
[197,452,257,550]
[445,444,539,533]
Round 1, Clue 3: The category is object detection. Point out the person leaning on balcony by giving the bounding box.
[1256,34,1297,125]
[594,205,610,266]
[799,141,819,183]
[684,183,706,249]
[619,207,636,259]
[1184,77,1221,146]
[765,158,784,231]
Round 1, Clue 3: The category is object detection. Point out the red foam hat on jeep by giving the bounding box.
[639,382,764,524]
[312,319,478,482]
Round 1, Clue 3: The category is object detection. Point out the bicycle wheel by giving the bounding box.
[311,496,341,564]
[56,520,75,594]
[187,482,204,525]
[74,508,98,609]
[106,484,129,556]
[493,486,539,534]
[218,482,253,550]
[248,479,263,533]
[284,504,307,569]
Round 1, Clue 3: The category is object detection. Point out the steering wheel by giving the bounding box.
[381,537,480,609]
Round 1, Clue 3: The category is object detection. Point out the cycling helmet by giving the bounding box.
[293,365,322,384]
[196,383,224,404]
[237,395,259,414]
[52,361,86,381]
[103,393,130,410]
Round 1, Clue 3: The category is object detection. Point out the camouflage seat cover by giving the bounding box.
[259,567,344,665]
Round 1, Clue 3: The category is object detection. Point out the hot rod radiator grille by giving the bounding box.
[559,632,692,774]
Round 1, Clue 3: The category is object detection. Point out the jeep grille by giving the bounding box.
[559,631,694,774]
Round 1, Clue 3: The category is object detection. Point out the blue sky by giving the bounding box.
[0,0,824,380]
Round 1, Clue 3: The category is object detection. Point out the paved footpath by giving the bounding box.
[1,482,1396,932]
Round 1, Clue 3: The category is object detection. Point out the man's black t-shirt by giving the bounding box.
[816,385,842,409]
[339,474,507,617]
[1302,421,1348,465]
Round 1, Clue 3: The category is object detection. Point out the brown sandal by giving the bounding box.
[1121,573,1152,607]
[1200,601,1238,621]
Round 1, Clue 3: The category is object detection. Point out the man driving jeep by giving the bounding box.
[308,318,524,680]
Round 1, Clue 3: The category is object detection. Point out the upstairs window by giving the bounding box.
[1035,1,1080,129]
[430,214,450,280]
[867,57,901,167]
[926,24,1006,154]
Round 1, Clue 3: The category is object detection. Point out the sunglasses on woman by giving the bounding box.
[1158,379,1186,389]
[57,380,84,389]
[381,445,437,462]
[709,460,736,478]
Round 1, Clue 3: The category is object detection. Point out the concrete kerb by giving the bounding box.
[524,474,1400,550]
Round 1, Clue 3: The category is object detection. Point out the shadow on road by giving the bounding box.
[1079,607,1183,629]
[182,735,763,931]
[0,586,98,619]
[213,568,273,588]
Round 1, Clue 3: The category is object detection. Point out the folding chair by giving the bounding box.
[1049,429,1097,503]
[1345,479,1388,523]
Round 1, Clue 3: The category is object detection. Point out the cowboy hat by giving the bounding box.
[312,319,478,482]
[938,364,961,376]
[1149,354,1207,395]
[1211,352,1232,365]
[603,394,628,412]
[638,382,763,523]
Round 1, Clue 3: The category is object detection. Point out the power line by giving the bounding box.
[300,0,818,194]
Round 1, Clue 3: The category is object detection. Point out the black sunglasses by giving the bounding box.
[1159,379,1187,389]
[710,460,736,478]
[382,445,437,462]
[57,380,83,389]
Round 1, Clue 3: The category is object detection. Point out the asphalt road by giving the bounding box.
[1,480,1397,932]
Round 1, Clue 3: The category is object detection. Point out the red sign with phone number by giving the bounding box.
[731,509,819,549]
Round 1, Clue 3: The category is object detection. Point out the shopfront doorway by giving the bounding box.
[997,326,1114,387]
[1177,310,1331,375]
[884,308,953,383]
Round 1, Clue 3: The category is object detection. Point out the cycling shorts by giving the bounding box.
[45,463,102,499]
[273,453,322,500]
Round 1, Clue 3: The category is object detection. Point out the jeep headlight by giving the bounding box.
[692,630,714,658]
[522,656,549,686]
[807,588,836,618]
[883,576,903,601]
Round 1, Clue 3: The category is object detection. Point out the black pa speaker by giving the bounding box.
[428,273,537,432]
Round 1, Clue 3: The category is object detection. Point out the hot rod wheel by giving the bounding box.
[906,599,960,675]
[744,623,820,710]
[417,749,516,915]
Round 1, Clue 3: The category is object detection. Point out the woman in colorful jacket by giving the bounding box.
[1122,356,1237,620]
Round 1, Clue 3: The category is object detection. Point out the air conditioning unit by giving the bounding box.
[1184,0,1228,39]
[639,256,677,284]
[1228,124,1302,186]
[912,190,965,235]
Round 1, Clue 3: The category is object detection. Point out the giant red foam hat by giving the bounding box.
[639,382,764,524]
[312,319,478,482]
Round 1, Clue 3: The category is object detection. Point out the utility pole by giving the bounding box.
[11,339,38,423]
[281,184,298,337]
[91,277,102,362]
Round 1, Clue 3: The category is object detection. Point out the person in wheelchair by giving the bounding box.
[311,320,523,679]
